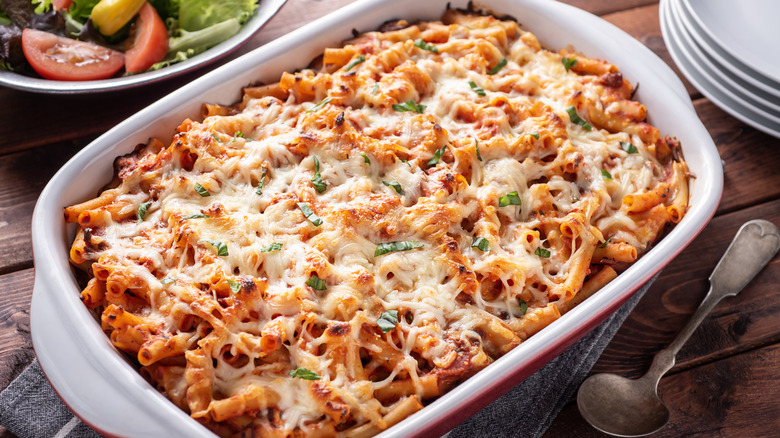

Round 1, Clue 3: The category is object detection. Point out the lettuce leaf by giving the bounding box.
[67,0,99,22]
[143,17,239,72]
[147,0,179,21]
[178,0,256,31]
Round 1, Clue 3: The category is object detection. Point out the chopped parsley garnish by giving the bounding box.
[400,158,412,168]
[383,180,405,195]
[372,83,380,95]
[472,236,490,252]
[182,213,210,220]
[527,132,540,139]
[565,106,592,131]
[518,298,529,315]
[562,57,578,72]
[137,201,151,224]
[311,156,327,193]
[235,131,245,138]
[468,80,486,96]
[306,274,327,290]
[344,54,366,71]
[600,236,613,248]
[297,202,323,226]
[194,183,210,197]
[256,167,268,196]
[620,141,639,154]
[260,242,283,252]
[161,277,175,285]
[289,367,321,380]
[393,100,426,113]
[375,241,424,257]
[204,239,228,256]
[488,57,508,75]
[414,39,438,53]
[427,145,447,167]
[534,247,551,258]
[306,97,332,113]
[601,169,613,180]
[475,139,482,161]
[377,310,399,333]
[227,279,241,294]
[212,134,223,143]
[361,152,371,165]
[498,191,522,207]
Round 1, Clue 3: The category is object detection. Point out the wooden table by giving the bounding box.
[2,1,779,436]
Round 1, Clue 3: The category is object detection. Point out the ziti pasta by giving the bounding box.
[65,9,689,437]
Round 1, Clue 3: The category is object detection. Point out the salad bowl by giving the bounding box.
[0,0,287,94]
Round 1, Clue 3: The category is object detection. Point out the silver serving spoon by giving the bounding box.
[577,219,780,437]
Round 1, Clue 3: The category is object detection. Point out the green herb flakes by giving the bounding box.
[414,39,438,53]
[306,274,327,291]
[137,201,151,224]
[345,54,366,71]
[393,100,426,113]
[204,239,228,256]
[427,145,447,167]
[375,241,424,257]
[488,57,508,75]
[311,156,327,193]
[472,237,490,252]
[498,191,521,207]
[468,80,486,96]
[601,169,613,180]
[534,247,551,258]
[182,213,210,220]
[194,183,210,197]
[289,367,321,380]
[620,141,639,154]
[377,310,399,333]
[306,97,332,113]
[562,57,578,72]
[297,202,323,226]
[227,279,241,294]
[565,106,592,131]
[260,242,283,252]
[518,298,528,315]
[256,167,268,196]
[383,180,405,195]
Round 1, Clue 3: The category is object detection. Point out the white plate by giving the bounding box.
[676,0,780,98]
[30,1,723,437]
[662,0,780,138]
[683,0,780,84]
[666,0,780,114]
[0,0,287,94]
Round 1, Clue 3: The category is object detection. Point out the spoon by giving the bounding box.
[577,219,780,437]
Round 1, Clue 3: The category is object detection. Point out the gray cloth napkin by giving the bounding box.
[0,281,650,438]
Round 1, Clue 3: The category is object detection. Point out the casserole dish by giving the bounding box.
[30,0,722,436]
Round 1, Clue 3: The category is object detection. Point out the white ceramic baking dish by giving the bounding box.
[30,0,723,436]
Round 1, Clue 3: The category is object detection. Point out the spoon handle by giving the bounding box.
[646,219,780,381]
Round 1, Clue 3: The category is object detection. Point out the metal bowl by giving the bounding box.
[0,0,287,94]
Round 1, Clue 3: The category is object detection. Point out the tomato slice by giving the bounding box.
[125,3,169,73]
[21,29,125,81]
[52,0,74,10]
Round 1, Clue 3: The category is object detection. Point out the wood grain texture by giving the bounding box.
[0,269,34,389]
[0,141,86,274]
[545,342,780,438]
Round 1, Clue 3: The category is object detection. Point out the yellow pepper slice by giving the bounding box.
[90,0,146,36]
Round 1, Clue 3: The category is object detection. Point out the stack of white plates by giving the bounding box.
[660,0,780,137]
